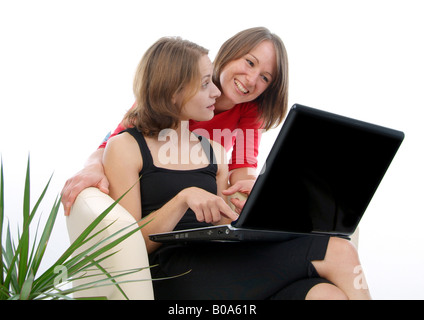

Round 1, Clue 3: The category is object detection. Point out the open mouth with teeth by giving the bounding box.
[234,79,249,94]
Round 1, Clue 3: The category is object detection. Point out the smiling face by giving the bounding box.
[217,40,277,111]
[179,55,221,121]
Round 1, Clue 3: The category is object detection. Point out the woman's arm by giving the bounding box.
[221,103,262,212]
[221,167,257,214]
[211,139,238,225]
[61,148,109,216]
[61,113,130,215]
[229,167,257,185]
[103,133,143,221]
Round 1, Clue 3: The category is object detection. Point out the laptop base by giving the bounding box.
[149,225,349,244]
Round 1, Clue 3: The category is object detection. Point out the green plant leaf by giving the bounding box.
[32,217,149,295]
[29,194,60,277]
[3,223,19,295]
[39,180,142,277]
[18,156,31,288]
[1,158,160,299]
[29,175,151,298]
[3,157,50,295]
[91,259,129,300]
[0,283,11,298]
[19,270,34,300]
[36,264,157,300]
[0,157,4,298]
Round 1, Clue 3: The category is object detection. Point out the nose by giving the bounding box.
[245,69,260,87]
[211,82,221,99]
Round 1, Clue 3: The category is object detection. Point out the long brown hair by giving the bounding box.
[124,37,209,136]
[213,27,289,130]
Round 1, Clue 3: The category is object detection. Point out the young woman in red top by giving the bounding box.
[61,27,288,216]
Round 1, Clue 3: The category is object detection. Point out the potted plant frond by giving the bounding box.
[0,156,151,300]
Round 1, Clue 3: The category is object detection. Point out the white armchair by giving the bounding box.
[66,187,154,300]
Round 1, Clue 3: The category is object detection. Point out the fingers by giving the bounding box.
[199,205,222,224]
[229,197,246,215]
[60,171,110,216]
[222,179,255,196]
[97,178,110,194]
[61,179,74,216]
[193,203,221,224]
[221,183,239,195]
[192,196,238,224]
[61,180,86,216]
[218,201,239,221]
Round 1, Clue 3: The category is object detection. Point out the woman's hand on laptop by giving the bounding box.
[222,179,255,214]
[179,187,239,224]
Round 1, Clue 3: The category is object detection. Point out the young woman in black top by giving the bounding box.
[102,37,371,300]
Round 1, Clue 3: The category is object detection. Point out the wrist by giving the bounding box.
[229,167,257,185]
[176,188,192,210]
[85,161,105,173]
[84,149,105,170]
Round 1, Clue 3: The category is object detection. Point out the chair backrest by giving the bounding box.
[66,187,154,300]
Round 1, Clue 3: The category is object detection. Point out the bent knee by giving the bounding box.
[328,236,359,261]
[306,283,348,300]
[312,237,361,279]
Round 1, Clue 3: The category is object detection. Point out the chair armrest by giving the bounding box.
[66,187,154,300]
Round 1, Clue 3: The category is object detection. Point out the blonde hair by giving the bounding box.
[213,27,289,130]
[124,37,209,136]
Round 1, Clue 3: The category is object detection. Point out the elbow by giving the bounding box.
[146,241,161,255]
[142,231,161,254]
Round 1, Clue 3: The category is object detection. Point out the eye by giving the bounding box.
[202,81,209,89]
[246,59,254,67]
[261,75,270,83]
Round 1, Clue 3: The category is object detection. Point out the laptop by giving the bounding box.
[149,104,404,243]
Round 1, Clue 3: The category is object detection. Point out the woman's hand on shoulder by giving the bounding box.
[61,149,109,216]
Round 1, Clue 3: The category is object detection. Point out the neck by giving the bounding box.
[214,95,235,114]
[162,120,194,165]
[174,120,190,138]
[159,120,192,148]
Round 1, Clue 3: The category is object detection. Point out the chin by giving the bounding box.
[197,112,214,122]
[202,115,214,122]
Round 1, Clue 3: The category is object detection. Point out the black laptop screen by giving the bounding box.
[236,105,404,236]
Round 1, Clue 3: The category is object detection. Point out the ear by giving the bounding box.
[171,93,177,105]
[172,89,183,106]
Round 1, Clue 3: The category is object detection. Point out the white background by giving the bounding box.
[1,0,423,299]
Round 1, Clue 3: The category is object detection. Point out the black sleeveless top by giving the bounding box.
[125,127,218,230]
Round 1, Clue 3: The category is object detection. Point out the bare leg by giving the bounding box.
[312,237,372,300]
[305,283,348,300]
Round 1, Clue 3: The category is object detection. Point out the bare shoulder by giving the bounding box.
[104,132,142,171]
